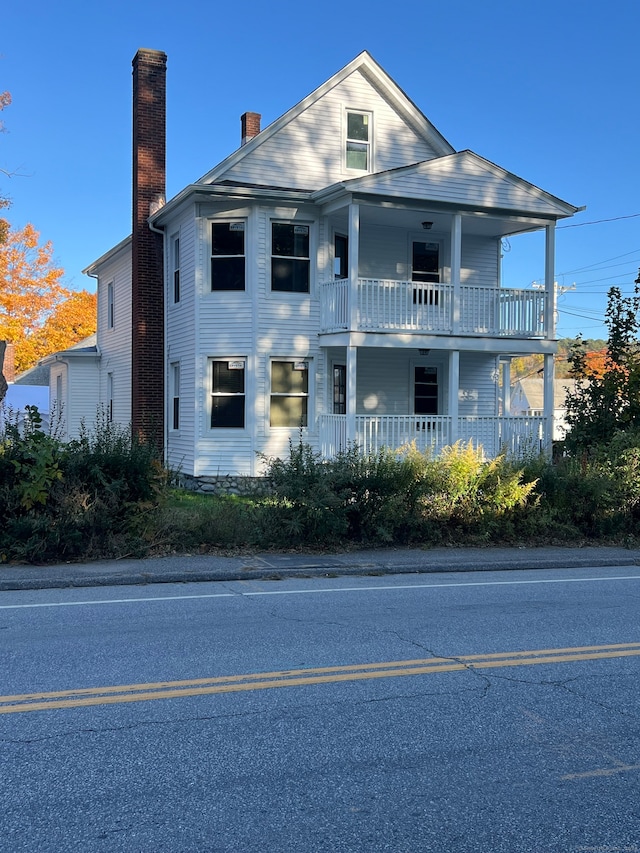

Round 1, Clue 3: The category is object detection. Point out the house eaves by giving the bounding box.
[82,235,132,277]
[195,51,455,188]
[150,183,314,228]
[312,150,582,221]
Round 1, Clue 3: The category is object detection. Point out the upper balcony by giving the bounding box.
[319,278,547,338]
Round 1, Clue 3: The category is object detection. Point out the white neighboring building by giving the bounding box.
[54,49,580,486]
[511,378,584,441]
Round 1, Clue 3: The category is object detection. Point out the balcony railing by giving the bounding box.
[319,414,545,460]
[319,279,547,338]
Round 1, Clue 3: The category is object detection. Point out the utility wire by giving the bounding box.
[558,213,640,230]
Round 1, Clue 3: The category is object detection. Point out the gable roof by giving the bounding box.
[313,150,579,219]
[197,51,456,187]
[513,378,586,410]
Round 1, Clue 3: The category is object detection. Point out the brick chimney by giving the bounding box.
[131,48,167,451]
[241,111,261,146]
[2,342,16,383]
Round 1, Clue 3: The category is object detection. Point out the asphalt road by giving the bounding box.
[2,565,640,852]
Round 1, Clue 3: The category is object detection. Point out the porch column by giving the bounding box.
[348,203,360,331]
[448,349,459,445]
[346,345,357,445]
[545,223,557,340]
[543,352,554,456]
[451,214,462,335]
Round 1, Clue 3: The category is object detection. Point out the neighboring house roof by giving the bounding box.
[512,378,585,411]
[39,333,99,364]
[14,362,50,386]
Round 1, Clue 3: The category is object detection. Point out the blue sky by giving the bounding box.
[2,0,639,340]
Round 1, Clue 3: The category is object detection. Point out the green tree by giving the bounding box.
[564,273,640,453]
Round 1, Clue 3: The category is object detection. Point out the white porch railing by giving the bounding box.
[319,279,547,338]
[319,415,546,460]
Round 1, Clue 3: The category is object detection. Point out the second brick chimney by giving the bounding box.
[241,111,261,146]
[131,48,167,451]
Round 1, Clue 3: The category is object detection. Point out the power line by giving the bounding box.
[558,213,640,230]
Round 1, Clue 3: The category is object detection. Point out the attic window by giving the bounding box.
[346,111,371,171]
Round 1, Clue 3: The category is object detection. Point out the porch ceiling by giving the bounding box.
[329,198,552,239]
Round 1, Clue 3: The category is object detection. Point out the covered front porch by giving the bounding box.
[319,413,545,459]
[317,344,554,461]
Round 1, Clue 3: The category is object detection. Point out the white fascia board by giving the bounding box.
[82,235,131,277]
[454,151,581,217]
[150,184,313,227]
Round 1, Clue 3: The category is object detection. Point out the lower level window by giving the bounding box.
[414,366,438,415]
[270,361,308,427]
[211,360,245,428]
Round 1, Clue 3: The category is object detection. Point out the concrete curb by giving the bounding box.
[1,546,639,592]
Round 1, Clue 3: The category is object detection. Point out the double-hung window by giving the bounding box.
[170,362,180,431]
[107,372,114,421]
[270,361,309,427]
[172,236,180,303]
[211,222,245,291]
[346,111,371,171]
[333,364,346,414]
[211,360,245,428]
[107,282,114,329]
[271,223,310,293]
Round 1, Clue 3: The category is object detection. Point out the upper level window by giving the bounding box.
[412,241,440,283]
[172,236,180,303]
[107,282,114,329]
[211,222,245,291]
[346,112,371,171]
[334,234,348,279]
[271,223,310,293]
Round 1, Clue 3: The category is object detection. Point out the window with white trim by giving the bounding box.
[107,372,114,421]
[211,222,245,291]
[270,361,309,427]
[333,364,346,414]
[172,235,180,303]
[346,111,371,171]
[414,366,438,415]
[271,223,310,292]
[170,362,180,430]
[210,360,245,428]
[107,281,114,329]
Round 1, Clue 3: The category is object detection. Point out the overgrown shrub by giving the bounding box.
[0,406,166,563]
[259,438,538,547]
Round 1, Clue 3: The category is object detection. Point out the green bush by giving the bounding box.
[259,438,538,547]
[0,406,166,563]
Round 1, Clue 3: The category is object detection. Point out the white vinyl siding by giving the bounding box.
[353,153,567,216]
[219,70,440,190]
[166,210,197,474]
[458,352,499,417]
[96,246,132,428]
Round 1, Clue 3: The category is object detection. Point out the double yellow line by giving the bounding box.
[2,642,640,715]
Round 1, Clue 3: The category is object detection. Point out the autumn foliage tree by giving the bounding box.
[0,222,97,374]
[564,277,640,453]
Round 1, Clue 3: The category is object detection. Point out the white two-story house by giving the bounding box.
[51,49,580,488]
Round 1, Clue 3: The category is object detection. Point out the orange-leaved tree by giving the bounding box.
[0,222,96,373]
[19,289,97,370]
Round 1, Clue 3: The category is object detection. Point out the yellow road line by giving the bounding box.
[2,642,639,715]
